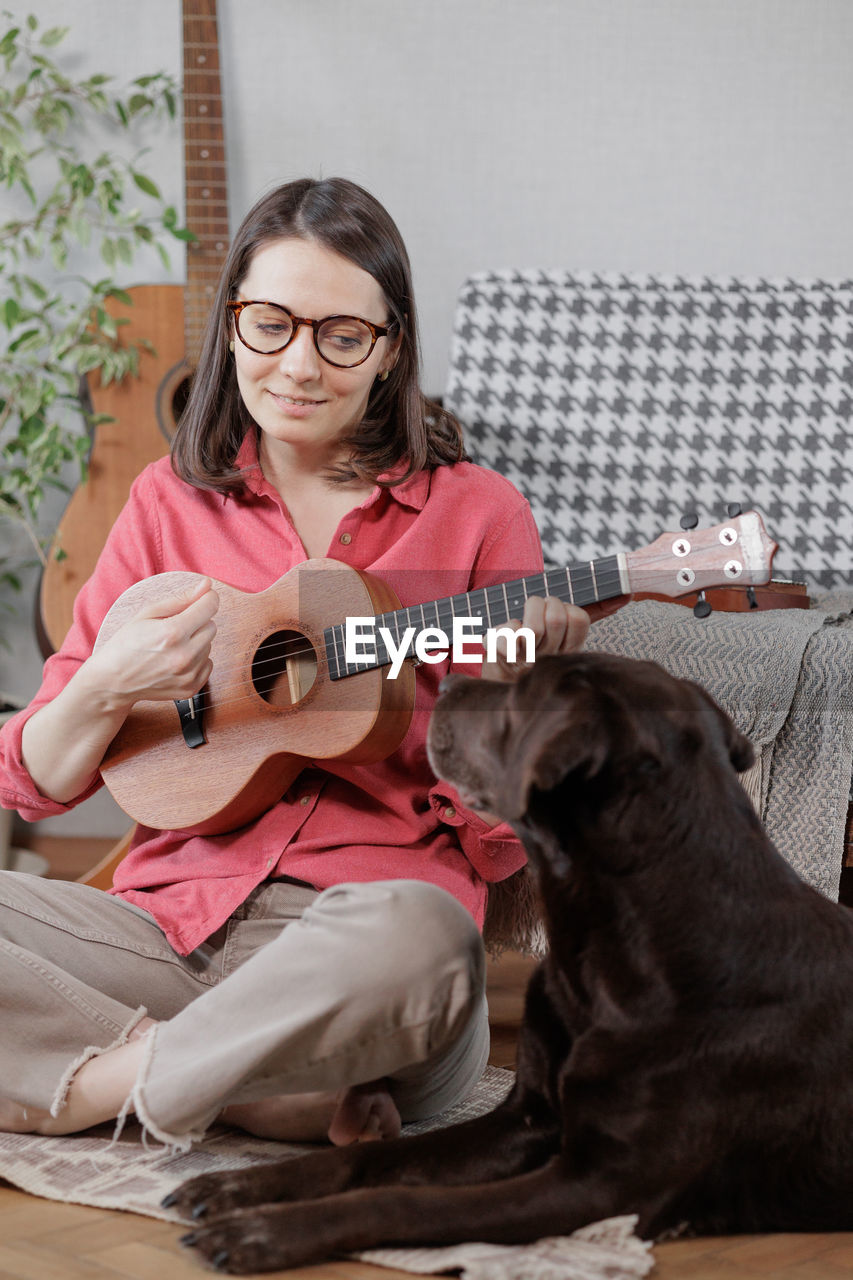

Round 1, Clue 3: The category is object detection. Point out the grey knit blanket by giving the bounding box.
[593,597,853,897]
[485,597,853,957]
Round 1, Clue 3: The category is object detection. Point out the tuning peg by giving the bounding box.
[679,512,699,530]
[746,586,758,610]
[726,503,742,518]
[693,592,712,619]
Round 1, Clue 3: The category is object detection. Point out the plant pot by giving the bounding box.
[0,696,49,876]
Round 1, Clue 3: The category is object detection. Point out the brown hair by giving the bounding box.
[171,177,465,491]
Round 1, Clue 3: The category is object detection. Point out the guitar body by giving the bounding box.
[39,2,231,659]
[39,284,184,654]
[37,0,234,888]
[96,560,417,834]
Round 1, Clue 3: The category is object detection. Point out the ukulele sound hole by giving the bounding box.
[252,630,317,707]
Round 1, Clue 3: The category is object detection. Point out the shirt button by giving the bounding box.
[300,796,311,806]
[444,806,456,819]
[339,532,352,545]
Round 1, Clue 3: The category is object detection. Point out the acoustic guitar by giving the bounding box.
[94,510,777,835]
[38,0,229,655]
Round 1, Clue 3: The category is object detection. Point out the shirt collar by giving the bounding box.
[234,429,263,489]
[374,464,430,511]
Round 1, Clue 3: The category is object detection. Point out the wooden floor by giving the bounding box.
[2,839,852,1277]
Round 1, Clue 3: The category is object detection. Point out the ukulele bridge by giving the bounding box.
[174,694,206,749]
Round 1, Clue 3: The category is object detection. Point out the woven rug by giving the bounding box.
[0,1065,653,1279]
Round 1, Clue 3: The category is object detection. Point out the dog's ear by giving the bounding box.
[691,683,755,773]
[501,700,609,819]
[724,722,755,773]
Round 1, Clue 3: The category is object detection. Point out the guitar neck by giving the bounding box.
[325,556,628,679]
[182,0,228,367]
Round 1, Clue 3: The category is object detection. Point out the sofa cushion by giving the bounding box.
[445,270,853,589]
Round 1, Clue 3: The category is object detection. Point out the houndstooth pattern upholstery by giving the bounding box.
[444,271,853,588]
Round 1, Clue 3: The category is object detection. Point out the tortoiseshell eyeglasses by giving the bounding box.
[227,300,396,369]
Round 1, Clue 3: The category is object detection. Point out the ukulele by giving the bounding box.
[38,0,229,655]
[95,510,777,835]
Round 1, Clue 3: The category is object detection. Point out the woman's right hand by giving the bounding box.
[21,579,219,804]
[88,578,219,714]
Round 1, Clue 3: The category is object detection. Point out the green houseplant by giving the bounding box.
[0,12,191,620]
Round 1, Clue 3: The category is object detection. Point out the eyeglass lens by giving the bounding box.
[237,303,376,367]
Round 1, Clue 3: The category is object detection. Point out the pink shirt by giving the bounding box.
[0,437,543,954]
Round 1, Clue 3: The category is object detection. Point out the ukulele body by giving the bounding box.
[96,560,416,834]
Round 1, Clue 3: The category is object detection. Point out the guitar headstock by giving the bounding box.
[624,511,778,599]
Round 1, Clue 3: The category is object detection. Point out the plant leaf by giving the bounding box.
[131,169,160,199]
[40,26,69,48]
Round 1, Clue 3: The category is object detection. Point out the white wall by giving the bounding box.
[2,0,851,836]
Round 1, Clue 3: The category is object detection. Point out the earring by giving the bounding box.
[379,370,390,382]
[229,340,235,354]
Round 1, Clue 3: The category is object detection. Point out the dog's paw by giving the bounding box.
[178,1206,319,1274]
[161,1166,288,1221]
[163,1148,367,1225]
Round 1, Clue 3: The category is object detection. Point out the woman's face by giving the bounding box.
[232,236,399,470]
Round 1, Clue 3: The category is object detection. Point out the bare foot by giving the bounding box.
[221,1079,401,1145]
[327,1079,401,1145]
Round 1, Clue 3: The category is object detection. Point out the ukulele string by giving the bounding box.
[182,574,626,712]
[175,548,644,690]
[193,576,618,685]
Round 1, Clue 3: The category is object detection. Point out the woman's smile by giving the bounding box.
[267,390,329,415]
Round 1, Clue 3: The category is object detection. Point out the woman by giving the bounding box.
[0,178,594,1150]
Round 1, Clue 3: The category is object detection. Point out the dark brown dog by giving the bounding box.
[166,653,853,1273]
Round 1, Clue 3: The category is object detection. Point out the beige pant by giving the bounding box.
[0,872,489,1149]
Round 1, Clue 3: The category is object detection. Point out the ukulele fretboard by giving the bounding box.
[324,555,627,680]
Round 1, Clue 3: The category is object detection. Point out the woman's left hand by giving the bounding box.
[481,594,631,683]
